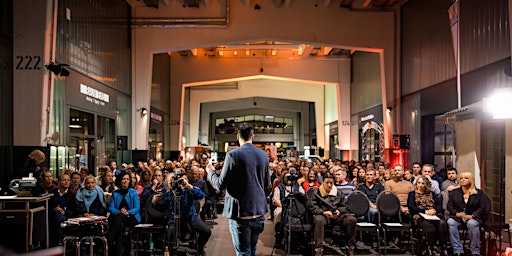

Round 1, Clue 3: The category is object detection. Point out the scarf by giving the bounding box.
[415,191,434,210]
[319,184,338,197]
[76,186,106,212]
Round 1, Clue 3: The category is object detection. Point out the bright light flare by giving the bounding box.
[483,88,512,119]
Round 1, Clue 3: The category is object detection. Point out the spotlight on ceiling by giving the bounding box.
[46,62,70,77]
[141,107,148,115]
[387,107,393,113]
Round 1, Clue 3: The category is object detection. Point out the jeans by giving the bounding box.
[447,218,481,255]
[228,216,265,256]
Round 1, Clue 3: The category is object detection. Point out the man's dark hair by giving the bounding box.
[238,122,254,141]
[447,167,457,174]
[322,171,335,180]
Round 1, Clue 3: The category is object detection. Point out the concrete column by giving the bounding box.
[131,30,152,150]
[505,120,512,223]
[455,118,481,187]
[13,0,57,146]
[337,59,351,152]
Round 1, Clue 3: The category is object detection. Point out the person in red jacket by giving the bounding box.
[302,169,320,192]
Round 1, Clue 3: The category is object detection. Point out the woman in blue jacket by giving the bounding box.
[108,170,141,256]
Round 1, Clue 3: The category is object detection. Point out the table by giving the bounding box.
[0,194,52,252]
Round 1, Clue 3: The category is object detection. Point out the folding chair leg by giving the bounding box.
[383,230,387,255]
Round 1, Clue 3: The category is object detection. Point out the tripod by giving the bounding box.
[167,187,184,254]
[271,183,310,256]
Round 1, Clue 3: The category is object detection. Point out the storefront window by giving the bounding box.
[97,115,116,167]
[69,109,95,135]
[214,115,293,134]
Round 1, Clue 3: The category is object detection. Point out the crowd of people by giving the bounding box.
[267,158,491,256]
[19,140,491,256]
[24,156,217,256]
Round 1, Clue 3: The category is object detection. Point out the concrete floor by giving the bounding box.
[203,214,412,256]
[203,213,512,256]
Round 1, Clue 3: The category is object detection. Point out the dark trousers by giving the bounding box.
[313,214,357,246]
[108,214,137,256]
[168,216,211,252]
[417,216,447,245]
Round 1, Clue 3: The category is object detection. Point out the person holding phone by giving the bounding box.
[309,172,356,256]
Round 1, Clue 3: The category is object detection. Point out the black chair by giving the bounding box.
[376,190,414,255]
[133,197,168,255]
[484,212,512,253]
[346,190,380,255]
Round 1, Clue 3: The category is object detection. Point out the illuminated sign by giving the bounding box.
[360,114,374,122]
[150,112,162,123]
[80,83,110,106]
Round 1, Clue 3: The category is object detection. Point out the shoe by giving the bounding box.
[314,247,323,256]
[347,245,355,256]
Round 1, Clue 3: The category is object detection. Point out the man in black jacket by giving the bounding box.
[309,172,356,256]
[48,173,75,246]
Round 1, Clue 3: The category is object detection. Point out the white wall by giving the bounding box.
[131,0,395,150]
[13,0,56,146]
[189,79,328,148]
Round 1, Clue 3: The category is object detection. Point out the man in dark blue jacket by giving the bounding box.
[210,122,271,256]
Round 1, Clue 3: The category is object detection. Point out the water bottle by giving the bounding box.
[149,233,154,255]
[164,245,170,256]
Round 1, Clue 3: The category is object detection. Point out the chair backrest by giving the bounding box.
[346,190,370,218]
[376,190,401,222]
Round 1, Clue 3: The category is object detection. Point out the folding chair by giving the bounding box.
[376,190,414,255]
[346,190,380,255]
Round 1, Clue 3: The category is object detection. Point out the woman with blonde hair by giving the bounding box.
[447,171,491,256]
[73,175,107,217]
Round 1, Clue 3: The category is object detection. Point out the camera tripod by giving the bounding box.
[271,184,311,256]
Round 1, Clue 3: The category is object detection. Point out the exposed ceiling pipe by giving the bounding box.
[131,0,229,28]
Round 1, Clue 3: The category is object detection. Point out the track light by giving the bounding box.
[387,107,393,113]
[46,62,70,77]
[141,107,148,115]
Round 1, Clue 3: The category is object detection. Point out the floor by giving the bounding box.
[203,213,512,256]
[203,214,411,256]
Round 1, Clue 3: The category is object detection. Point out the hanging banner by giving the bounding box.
[448,0,460,73]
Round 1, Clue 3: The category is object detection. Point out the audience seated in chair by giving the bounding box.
[72,175,107,217]
[48,173,75,246]
[309,172,356,256]
[333,166,355,199]
[407,175,448,256]
[384,164,414,223]
[447,171,491,256]
[107,171,141,256]
[151,173,211,256]
[357,169,384,223]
